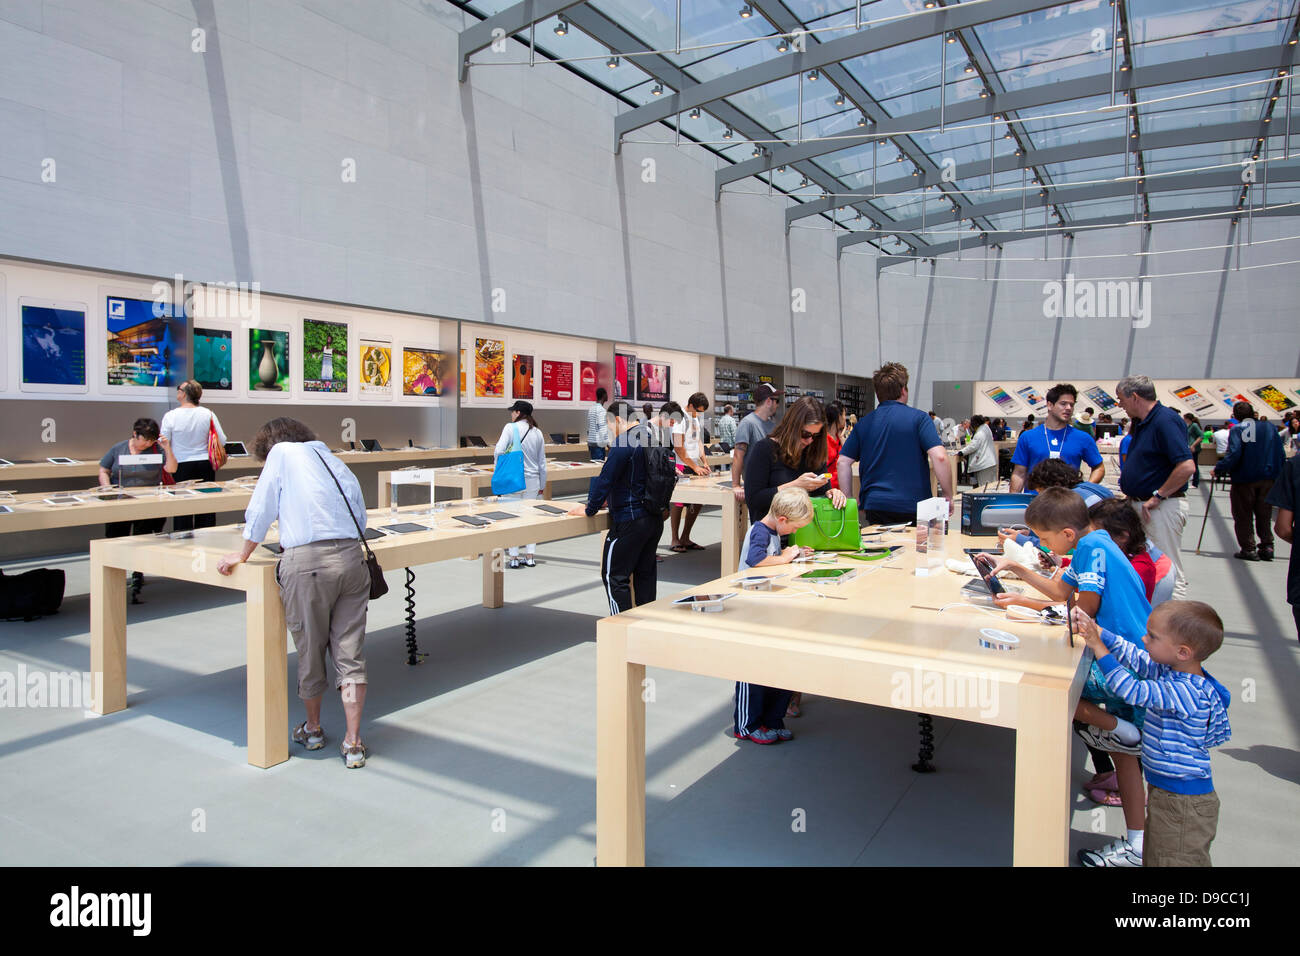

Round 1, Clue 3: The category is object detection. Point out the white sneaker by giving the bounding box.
[1075,723,1142,755]
[1078,838,1142,867]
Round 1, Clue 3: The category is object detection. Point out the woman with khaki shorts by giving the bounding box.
[217,417,373,769]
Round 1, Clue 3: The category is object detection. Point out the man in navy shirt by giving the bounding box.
[836,362,953,524]
[1116,375,1196,600]
[1214,401,1285,561]
[1009,383,1105,492]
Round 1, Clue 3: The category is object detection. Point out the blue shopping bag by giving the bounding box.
[491,423,527,495]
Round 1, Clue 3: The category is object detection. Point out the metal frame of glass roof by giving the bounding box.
[457,0,1300,262]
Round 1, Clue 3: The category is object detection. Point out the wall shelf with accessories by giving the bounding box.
[714,360,782,415]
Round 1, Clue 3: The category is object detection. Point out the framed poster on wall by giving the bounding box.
[105,295,186,391]
[636,361,669,403]
[193,325,234,392]
[359,337,393,399]
[579,360,604,403]
[459,349,466,395]
[474,337,505,398]
[248,326,290,394]
[512,353,534,399]
[540,359,574,401]
[402,346,449,396]
[302,317,348,393]
[19,297,88,394]
[614,352,635,399]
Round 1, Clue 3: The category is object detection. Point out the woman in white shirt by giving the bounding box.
[495,400,548,568]
[958,414,997,488]
[161,379,227,530]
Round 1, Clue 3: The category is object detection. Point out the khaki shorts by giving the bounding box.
[276,538,370,699]
[1145,785,1220,867]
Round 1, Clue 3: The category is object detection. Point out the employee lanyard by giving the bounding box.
[1045,426,1068,459]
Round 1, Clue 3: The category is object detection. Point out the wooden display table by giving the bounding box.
[89,501,609,768]
[377,453,731,505]
[0,482,254,535]
[595,531,1089,867]
[669,475,747,577]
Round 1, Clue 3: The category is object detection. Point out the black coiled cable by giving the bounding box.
[404,567,424,665]
[912,713,936,773]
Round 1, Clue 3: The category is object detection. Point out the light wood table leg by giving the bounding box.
[377,472,391,506]
[90,554,127,715]
[245,570,288,769]
[718,495,744,577]
[482,548,503,608]
[596,617,646,866]
[543,482,554,500]
[1013,674,1072,865]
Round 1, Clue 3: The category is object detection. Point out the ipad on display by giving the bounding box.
[476,511,517,521]
[451,514,491,528]
[20,298,89,394]
[382,522,430,534]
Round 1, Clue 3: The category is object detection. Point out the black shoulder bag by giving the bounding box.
[312,449,389,600]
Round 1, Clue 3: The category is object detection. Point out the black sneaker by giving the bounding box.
[1258,548,1274,562]
[1233,550,1259,561]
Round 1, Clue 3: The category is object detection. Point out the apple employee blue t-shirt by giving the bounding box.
[1062,528,1151,646]
[1012,424,1103,474]
[840,400,941,514]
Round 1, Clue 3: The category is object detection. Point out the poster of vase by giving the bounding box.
[512,353,534,399]
[402,346,450,396]
[248,327,290,393]
[358,338,392,399]
[303,317,348,393]
[636,361,669,402]
[475,337,505,398]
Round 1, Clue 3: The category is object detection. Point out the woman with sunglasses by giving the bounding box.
[742,396,848,527]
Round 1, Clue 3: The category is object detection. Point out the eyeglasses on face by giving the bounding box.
[800,428,822,440]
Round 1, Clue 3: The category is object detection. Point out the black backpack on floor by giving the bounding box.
[0,568,66,621]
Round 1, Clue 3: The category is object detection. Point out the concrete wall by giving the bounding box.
[1,0,1295,416]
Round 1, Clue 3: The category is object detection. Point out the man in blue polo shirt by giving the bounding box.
[1116,374,1196,600]
[1009,383,1105,492]
[837,362,953,524]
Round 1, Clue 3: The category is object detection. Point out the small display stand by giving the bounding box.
[913,496,948,576]
[389,467,441,516]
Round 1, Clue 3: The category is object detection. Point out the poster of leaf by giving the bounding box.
[475,337,505,398]
[359,338,392,398]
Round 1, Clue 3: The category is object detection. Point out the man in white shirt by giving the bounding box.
[670,393,711,552]
[586,387,609,461]
[217,418,373,769]
[1213,424,1231,456]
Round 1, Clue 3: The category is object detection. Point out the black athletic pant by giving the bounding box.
[172,460,217,531]
[862,508,915,526]
[734,682,793,736]
[106,517,167,539]
[601,515,664,614]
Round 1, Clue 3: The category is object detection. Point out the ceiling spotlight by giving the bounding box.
[723,126,733,139]
[834,90,845,106]
[1116,34,1125,43]
[1281,69,1290,77]
[689,107,700,119]
[739,3,753,18]
[924,1,936,8]
[799,177,808,186]
[1004,132,1013,140]
[896,153,904,162]
[945,32,957,44]
[857,114,867,127]
[651,83,663,96]
[606,56,619,69]
[777,165,786,172]
[1130,131,1138,139]
[912,167,920,176]
[1119,58,1131,72]
[1290,31,1298,45]
[752,146,763,157]
[554,17,568,36]
[808,70,820,82]
[1014,148,1023,156]
[777,36,790,53]
[979,87,989,98]
[964,62,975,74]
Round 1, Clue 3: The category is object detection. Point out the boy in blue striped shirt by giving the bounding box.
[1072,601,1232,867]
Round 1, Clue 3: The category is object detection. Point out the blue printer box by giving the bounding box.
[961,493,1036,536]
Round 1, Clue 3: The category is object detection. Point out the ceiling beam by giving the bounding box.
[458,0,589,81]
[719,47,1299,191]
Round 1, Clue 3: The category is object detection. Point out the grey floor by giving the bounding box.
[1,487,1296,866]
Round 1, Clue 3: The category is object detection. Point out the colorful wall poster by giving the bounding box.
[20,300,87,392]
[303,317,348,393]
[475,337,505,398]
[512,353,534,399]
[636,361,670,402]
[540,360,574,401]
[193,326,233,391]
[614,352,635,399]
[459,349,467,395]
[105,296,185,389]
[359,338,392,398]
[579,361,605,403]
[402,347,449,396]
[249,327,290,392]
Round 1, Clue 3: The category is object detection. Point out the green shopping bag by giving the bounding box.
[791,497,861,551]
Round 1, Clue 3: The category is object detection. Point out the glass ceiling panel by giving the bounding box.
[1146,186,1239,210]
[975,1,1116,93]
[1014,94,1127,150]
[1063,197,1146,219]
[726,75,802,134]
[1128,0,1295,69]
[842,35,943,118]
[1137,72,1274,132]
[1044,158,1133,186]
[1143,141,1256,175]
